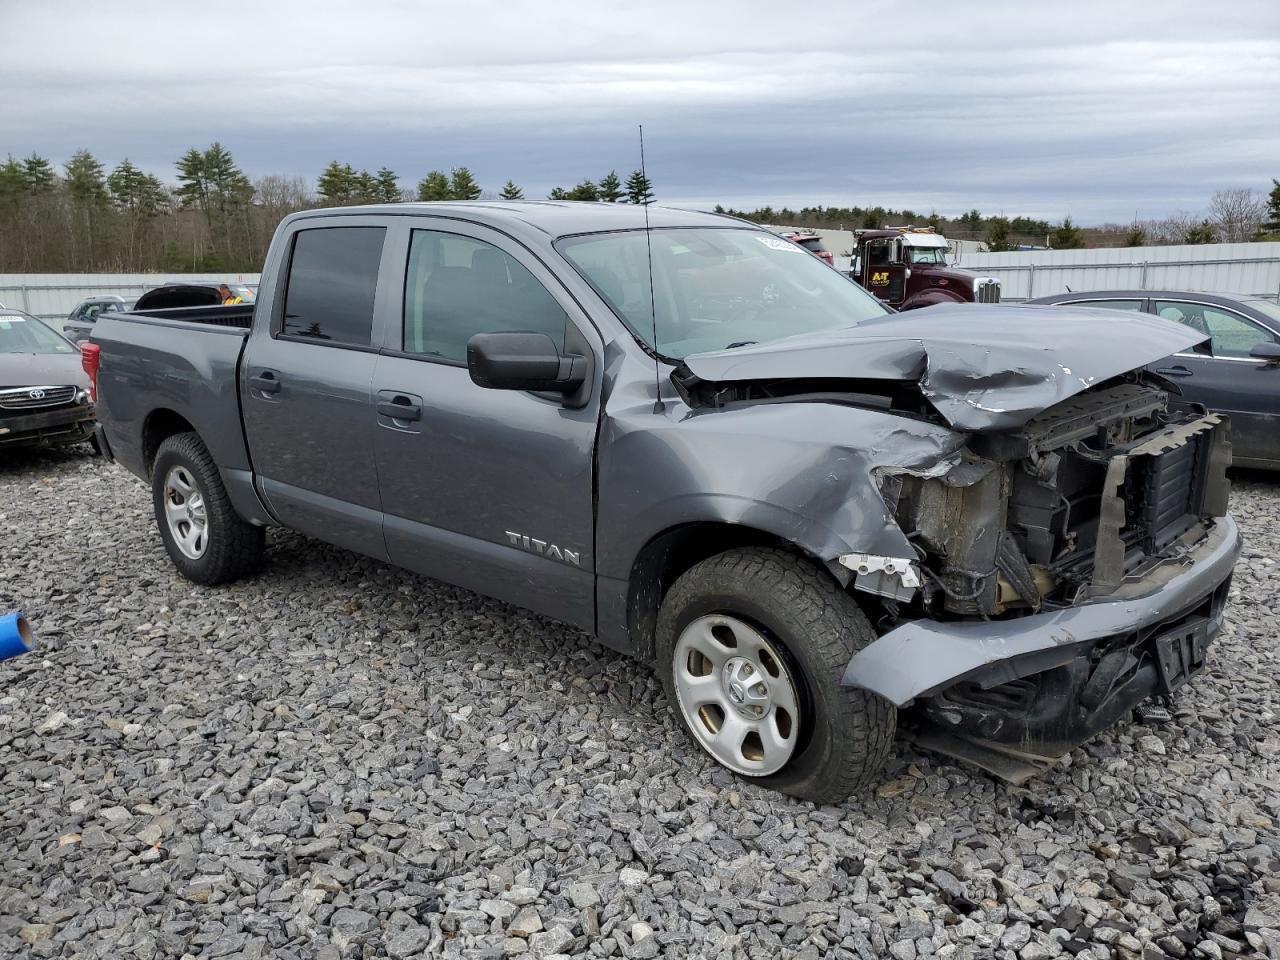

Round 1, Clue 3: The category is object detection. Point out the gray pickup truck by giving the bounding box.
[90,202,1240,801]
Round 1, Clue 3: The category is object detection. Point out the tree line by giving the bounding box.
[2,141,1277,272]
[0,145,659,273]
[724,184,1280,252]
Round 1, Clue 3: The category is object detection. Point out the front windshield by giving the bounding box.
[0,314,76,355]
[559,228,889,358]
[906,246,947,265]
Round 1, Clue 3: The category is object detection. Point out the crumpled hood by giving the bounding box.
[0,352,89,390]
[680,303,1207,432]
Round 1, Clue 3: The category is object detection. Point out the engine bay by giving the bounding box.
[880,380,1231,619]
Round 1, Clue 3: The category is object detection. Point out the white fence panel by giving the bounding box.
[950,242,1280,302]
[0,273,263,320]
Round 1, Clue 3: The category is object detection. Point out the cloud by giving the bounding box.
[1,0,1277,221]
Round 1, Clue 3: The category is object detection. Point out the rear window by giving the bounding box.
[796,237,827,253]
[282,227,386,346]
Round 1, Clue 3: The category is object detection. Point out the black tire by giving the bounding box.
[152,432,264,585]
[656,547,895,803]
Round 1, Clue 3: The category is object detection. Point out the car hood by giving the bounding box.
[679,303,1207,432]
[0,351,89,390]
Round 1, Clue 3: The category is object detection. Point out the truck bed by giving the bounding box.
[109,303,255,330]
[91,304,256,511]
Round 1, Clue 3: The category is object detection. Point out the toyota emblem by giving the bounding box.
[28,389,45,400]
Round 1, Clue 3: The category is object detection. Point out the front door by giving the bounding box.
[861,239,906,305]
[240,222,394,558]
[371,222,600,628]
[1148,299,1280,467]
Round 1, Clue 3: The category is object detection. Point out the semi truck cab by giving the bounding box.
[855,226,1000,309]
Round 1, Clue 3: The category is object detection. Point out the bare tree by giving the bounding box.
[1209,188,1267,242]
[1141,212,1203,245]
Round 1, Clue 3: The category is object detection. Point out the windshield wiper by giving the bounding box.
[725,341,757,349]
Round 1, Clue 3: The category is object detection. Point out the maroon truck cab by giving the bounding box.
[854,228,1000,310]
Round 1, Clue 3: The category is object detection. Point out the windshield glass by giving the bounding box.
[0,314,76,354]
[1245,300,1280,324]
[906,246,947,265]
[559,228,889,358]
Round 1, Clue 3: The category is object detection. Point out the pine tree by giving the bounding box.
[202,143,253,213]
[1259,179,1280,238]
[449,167,481,200]
[548,187,569,200]
[22,154,56,192]
[417,170,451,201]
[1183,220,1217,244]
[624,169,653,205]
[175,147,211,210]
[354,170,378,204]
[499,180,524,200]
[0,157,26,213]
[1124,224,1147,247]
[1050,216,1085,249]
[985,216,1014,252]
[64,150,107,205]
[317,161,355,204]
[566,179,600,201]
[108,160,167,214]
[374,168,400,203]
[598,171,622,202]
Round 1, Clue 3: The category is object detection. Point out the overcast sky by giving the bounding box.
[2,0,1278,223]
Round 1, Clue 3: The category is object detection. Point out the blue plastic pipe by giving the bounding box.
[0,611,33,662]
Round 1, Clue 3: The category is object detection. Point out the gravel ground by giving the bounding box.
[1,446,1278,960]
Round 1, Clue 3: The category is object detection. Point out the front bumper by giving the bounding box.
[0,403,96,447]
[842,515,1241,706]
[844,517,1241,781]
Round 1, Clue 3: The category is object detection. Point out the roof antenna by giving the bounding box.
[640,124,664,415]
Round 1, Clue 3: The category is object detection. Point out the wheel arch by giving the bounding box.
[141,408,197,474]
[900,289,967,310]
[624,521,845,660]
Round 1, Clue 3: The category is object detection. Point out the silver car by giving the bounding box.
[63,295,135,344]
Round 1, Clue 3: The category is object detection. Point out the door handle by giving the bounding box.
[377,396,422,421]
[1154,365,1192,377]
[249,371,281,393]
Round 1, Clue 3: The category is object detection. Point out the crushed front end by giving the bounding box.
[841,380,1240,783]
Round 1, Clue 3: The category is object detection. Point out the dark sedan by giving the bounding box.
[1029,290,1280,469]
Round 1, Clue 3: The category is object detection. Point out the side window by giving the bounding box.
[282,226,386,346]
[403,230,567,362]
[1066,299,1145,311]
[1155,301,1275,358]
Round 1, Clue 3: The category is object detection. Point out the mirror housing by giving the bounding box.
[467,331,587,394]
[1250,341,1280,363]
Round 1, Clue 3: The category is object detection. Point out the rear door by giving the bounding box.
[1148,299,1280,466]
[240,219,397,558]
[370,220,601,629]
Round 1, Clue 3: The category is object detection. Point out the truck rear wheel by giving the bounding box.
[655,547,895,803]
[152,432,264,585]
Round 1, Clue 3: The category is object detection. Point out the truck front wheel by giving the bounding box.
[152,432,264,585]
[655,547,895,803]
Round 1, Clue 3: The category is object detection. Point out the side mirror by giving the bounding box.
[467,331,586,394]
[1249,341,1280,363]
